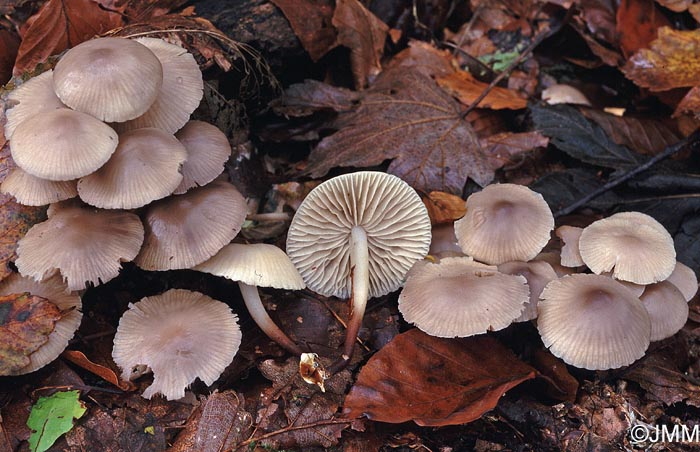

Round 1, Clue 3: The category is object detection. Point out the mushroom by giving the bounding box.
[4,70,65,140]
[399,257,529,337]
[534,251,576,278]
[173,121,231,194]
[428,223,464,258]
[454,184,554,265]
[665,261,698,301]
[497,260,558,322]
[286,171,431,370]
[0,273,82,374]
[52,37,163,122]
[541,84,592,106]
[77,128,187,209]
[135,180,247,270]
[1,167,77,206]
[578,212,676,284]
[15,201,144,290]
[113,38,203,134]
[639,281,688,341]
[555,225,584,267]
[537,274,651,370]
[112,289,241,400]
[10,109,119,181]
[194,243,305,354]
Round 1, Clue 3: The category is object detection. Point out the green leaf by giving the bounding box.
[27,390,87,452]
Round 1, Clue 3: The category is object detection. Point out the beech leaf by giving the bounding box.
[306,68,492,193]
[342,329,536,426]
[436,70,527,110]
[271,0,337,61]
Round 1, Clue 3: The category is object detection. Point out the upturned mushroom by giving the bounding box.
[287,171,431,370]
[195,243,305,354]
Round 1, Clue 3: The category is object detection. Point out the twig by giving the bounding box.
[460,10,572,120]
[231,419,353,450]
[554,129,700,217]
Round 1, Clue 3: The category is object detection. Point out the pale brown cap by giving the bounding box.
[640,281,688,341]
[666,261,698,302]
[1,167,77,206]
[537,274,651,370]
[498,260,557,322]
[534,251,576,277]
[0,273,81,374]
[454,184,554,264]
[112,289,240,400]
[4,70,65,140]
[286,171,431,299]
[113,38,203,134]
[399,257,528,337]
[542,84,592,106]
[77,128,187,209]
[601,271,645,297]
[15,202,144,291]
[579,212,676,284]
[429,223,464,258]
[173,121,230,194]
[195,243,304,289]
[53,37,163,122]
[556,225,584,267]
[10,109,118,181]
[135,180,247,270]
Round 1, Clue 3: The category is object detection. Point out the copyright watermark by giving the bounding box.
[629,423,700,445]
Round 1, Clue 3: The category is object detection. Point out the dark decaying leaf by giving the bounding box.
[385,40,455,78]
[0,293,60,375]
[271,0,337,61]
[0,29,20,84]
[481,131,549,171]
[332,0,388,89]
[624,354,700,407]
[531,348,579,403]
[674,214,700,273]
[530,104,647,170]
[271,79,360,117]
[14,0,123,75]
[95,0,188,21]
[342,329,537,427]
[306,67,492,194]
[530,168,611,212]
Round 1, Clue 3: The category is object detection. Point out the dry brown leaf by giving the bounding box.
[624,27,700,91]
[96,0,188,20]
[271,79,360,117]
[582,109,682,154]
[0,293,60,375]
[616,0,671,58]
[421,191,466,225]
[332,0,388,88]
[625,354,700,407]
[675,86,700,118]
[655,0,693,12]
[305,67,492,194]
[271,0,337,61]
[13,0,123,76]
[342,329,537,426]
[481,131,549,170]
[385,40,455,78]
[62,350,136,392]
[437,70,527,110]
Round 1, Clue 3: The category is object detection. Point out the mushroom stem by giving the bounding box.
[247,212,291,222]
[331,226,369,373]
[238,281,303,355]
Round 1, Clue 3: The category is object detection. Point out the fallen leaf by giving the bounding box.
[271,0,337,61]
[616,0,670,58]
[481,131,549,170]
[624,354,700,407]
[385,40,455,78]
[654,0,693,13]
[332,0,388,88]
[437,70,527,110]
[675,86,700,118]
[531,348,579,403]
[624,27,700,91]
[306,67,492,194]
[95,0,188,20]
[61,350,136,392]
[0,29,20,84]
[13,0,123,76]
[0,293,60,375]
[421,191,466,225]
[579,0,617,45]
[271,79,360,117]
[674,214,700,273]
[27,390,87,452]
[342,329,537,426]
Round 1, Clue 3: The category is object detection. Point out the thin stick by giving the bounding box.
[554,129,700,218]
[231,419,353,450]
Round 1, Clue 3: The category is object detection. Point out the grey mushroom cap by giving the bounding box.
[1,167,77,206]
[665,261,698,302]
[498,260,558,322]
[555,225,584,267]
[640,281,688,341]
[286,171,432,299]
[4,70,65,140]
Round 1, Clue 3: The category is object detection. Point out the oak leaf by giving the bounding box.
[342,329,537,426]
[306,67,492,194]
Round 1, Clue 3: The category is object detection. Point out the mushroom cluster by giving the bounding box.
[399,183,698,371]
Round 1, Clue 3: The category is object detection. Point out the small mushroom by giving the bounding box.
[541,84,592,106]
[77,128,187,209]
[112,289,241,400]
[135,180,247,270]
[555,225,584,267]
[53,37,163,122]
[10,109,119,181]
[428,223,464,258]
[454,184,554,264]
[578,212,676,284]
[287,171,431,371]
[639,281,688,341]
[537,274,651,370]
[497,260,557,322]
[15,201,144,290]
[399,257,529,337]
[195,243,305,354]
[173,121,231,194]
[665,261,698,301]
[1,167,77,206]
[0,273,82,374]
[113,38,203,134]
[4,70,65,140]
